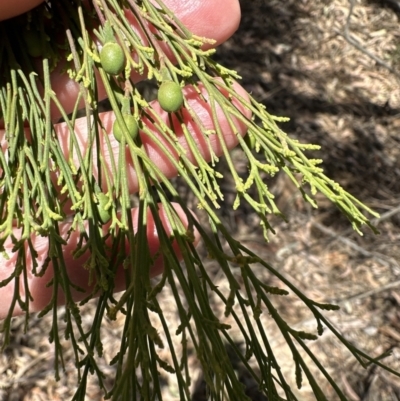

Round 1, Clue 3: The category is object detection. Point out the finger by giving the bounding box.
[169,0,241,46]
[0,0,43,20]
[0,203,197,318]
[48,0,241,118]
[55,80,251,198]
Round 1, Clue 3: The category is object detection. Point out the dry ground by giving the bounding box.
[1,0,400,400]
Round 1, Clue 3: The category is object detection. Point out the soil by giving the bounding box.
[1,0,400,400]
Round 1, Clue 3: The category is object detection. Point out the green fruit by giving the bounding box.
[100,42,125,75]
[97,193,111,224]
[113,114,139,142]
[157,81,183,113]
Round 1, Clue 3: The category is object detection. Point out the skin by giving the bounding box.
[0,0,249,318]
[0,0,43,20]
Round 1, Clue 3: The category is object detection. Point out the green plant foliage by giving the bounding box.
[0,0,395,400]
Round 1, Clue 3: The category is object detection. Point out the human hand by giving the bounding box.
[0,0,249,318]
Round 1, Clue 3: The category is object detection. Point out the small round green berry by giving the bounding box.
[97,193,111,224]
[113,114,139,142]
[100,42,125,75]
[157,81,184,113]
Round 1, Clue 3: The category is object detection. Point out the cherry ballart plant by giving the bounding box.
[0,1,398,400]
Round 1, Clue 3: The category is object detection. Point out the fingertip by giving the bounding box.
[167,0,241,47]
[0,0,43,21]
